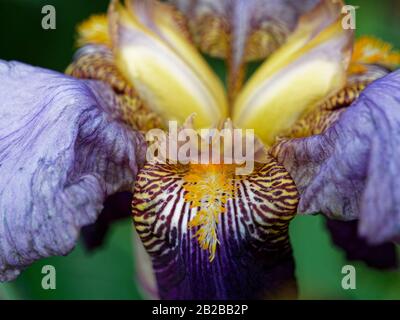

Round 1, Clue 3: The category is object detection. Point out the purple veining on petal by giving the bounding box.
[81,192,133,251]
[0,60,146,281]
[272,70,400,244]
[153,228,297,300]
[132,160,299,299]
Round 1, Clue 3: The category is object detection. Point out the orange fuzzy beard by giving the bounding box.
[349,36,400,74]
[183,164,237,261]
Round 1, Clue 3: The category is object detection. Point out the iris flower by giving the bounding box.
[0,0,400,299]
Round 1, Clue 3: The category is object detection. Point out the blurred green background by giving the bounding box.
[0,0,399,300]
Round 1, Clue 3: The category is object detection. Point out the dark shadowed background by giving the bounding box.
[0,0,399,299]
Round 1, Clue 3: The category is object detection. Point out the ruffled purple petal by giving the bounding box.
[325,219,398,270]
[0,60,146,281]
[272,70,400,244]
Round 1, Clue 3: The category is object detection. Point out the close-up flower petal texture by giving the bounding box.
[0,0,399,300]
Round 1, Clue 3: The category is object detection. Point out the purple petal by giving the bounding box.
[272,70,400,244]
[170,0,323,93]
[326,219,398,270]
[0,60,146,281]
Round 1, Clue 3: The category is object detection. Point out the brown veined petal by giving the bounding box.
[232,0,353,147]
[108,0,228,129]
[66,44,164,131]
[132,158,299,299]
[169,0,320,97]
[0,60,146,281]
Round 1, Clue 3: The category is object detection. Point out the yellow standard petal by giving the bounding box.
[109,0,228,129]
[232,0,353,146]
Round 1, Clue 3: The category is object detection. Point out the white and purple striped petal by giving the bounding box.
[132,159,299,299]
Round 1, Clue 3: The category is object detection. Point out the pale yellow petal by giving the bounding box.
[109,0,228,128]
[232,0,353,146]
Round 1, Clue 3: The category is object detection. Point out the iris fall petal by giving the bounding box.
[109,0,228,128]
[233,0,353,146]
[0,61,145,281]
[272,70,400,244]
[132,159,299,299]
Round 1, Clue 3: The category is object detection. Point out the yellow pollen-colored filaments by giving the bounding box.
[183,165,236,262]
